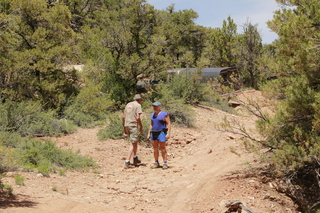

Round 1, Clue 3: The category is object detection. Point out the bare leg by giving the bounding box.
[126,143,133,162]
[151,140,159,162]
[126,140,138,162]
[133,139,138,156]
[159,142,167,162]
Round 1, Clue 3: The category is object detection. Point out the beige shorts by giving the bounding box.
[125,126,139,143]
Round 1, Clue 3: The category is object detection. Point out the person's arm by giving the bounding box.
[123,112,128,136]
[164,115,171,139]
[136,113,143,134]
[147,121,153,140]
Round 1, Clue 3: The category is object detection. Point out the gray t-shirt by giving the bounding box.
[124,101,142,127]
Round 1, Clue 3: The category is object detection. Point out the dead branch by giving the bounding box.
[216,116,273,149]
[310,155,320,188]
[285,177,308,208]
[315,169,320,189]
[230,91,269,121]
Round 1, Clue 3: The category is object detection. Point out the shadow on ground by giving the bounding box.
[0,194,38,209]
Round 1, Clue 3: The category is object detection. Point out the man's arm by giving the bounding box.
[136,113,143,134]
[123,112,128,136]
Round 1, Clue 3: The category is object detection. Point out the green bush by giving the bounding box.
[139,118,152,147]
[97,113,124,140]
[148,72,206,105]
[64,105,97,128]
[163,100,195,127]
[63,83,114,128]
[37,161,51,176]
[168,72,206,104]
[20,138,96,171]
[0,179,13,196]
[58,168,66,176]
[14,175,25,186]
[0,145,19,173]
[0,100,77,137]
[201,96,237,114]
[0,131,22,148]
[22,115,77,137]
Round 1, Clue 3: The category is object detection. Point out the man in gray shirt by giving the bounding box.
[123,94,143,168]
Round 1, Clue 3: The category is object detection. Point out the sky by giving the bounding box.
[146,0,281,44]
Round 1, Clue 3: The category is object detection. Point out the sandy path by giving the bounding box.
[1,94,296,213]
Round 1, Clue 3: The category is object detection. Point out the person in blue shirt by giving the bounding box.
[147,101,171,169]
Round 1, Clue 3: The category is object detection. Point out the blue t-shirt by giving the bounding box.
[150,111,168,130]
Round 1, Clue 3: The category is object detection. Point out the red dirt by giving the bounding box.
[1,90,298,213]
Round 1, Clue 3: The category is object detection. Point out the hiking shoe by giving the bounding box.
[162,163,168,170]
[151,162,160,169]
[124,161,131,169]
[133,157,141,166]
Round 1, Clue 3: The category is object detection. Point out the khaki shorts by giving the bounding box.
[125,126,139,143]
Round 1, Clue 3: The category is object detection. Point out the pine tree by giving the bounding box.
[258,0,320,209]
[0,0,80,110]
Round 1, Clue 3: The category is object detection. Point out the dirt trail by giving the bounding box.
[1,91,297,213]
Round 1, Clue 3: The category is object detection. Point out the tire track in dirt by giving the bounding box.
[1,93,296,213]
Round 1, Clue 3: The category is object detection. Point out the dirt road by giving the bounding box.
[1,91,297,213]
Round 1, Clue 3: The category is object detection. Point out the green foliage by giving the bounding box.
[0,0,266,114]
[97,113,124,140]
[63,104,97,128]
[101,72,136,109]
[37,161,51,176]
[51,185,57,191]
[20,138,96,171]
[0,0,80,109]
[58,168,66,176]
[139,118,152,147]
[199,87,237,114]
[259,78,320,170]
[0,144,19,173]
[0,0,12,13]
[146,76,197,127]
[170,73,200,104]
[204,16,238,67]
[165,102,195,127]
[0,100,77,136]
[0,131,22,148]
[0,179,12,196]
[153,71,206,105]
[236,22,263,89]
[258,0,320,165]
[155,6,204,67]
[14,175,25,186]
[63,83,114,127]
[254,1,320,210]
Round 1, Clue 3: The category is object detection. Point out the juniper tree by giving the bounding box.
[0,0,80,110]
[257,1,320,209]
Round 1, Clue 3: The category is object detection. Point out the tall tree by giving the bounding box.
[258,1,320,208]
[70,0,160,105]
[236,21,263,89]
[100,0,158,102]
[263,0,320,152]
[0,0,80,110]
[155,5,205,68]
[204,16,238,67]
